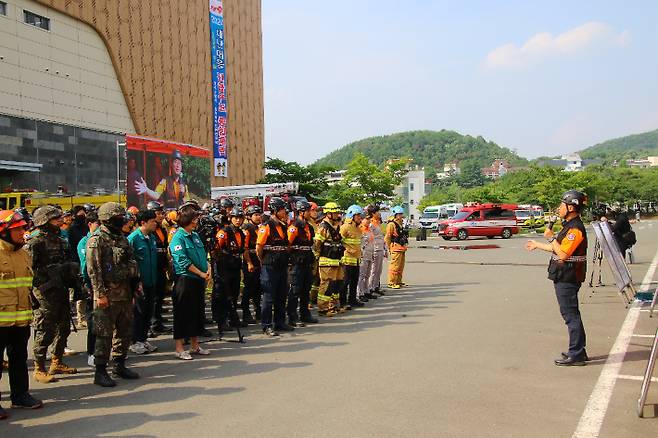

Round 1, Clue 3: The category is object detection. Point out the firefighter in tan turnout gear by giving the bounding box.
[340,205,365,308]
[313,202,344,316]
[385,206,408,289]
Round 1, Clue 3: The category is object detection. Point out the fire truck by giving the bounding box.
[0,190,126,213]
[210,182,307,213]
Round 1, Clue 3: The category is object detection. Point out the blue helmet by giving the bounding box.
[345,204,364,219]
[392,206,404,215]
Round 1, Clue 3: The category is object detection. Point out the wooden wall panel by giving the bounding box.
[35,0,265,186]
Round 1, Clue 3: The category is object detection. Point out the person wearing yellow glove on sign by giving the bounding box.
[526,190,589,366]
[385,206,408,289]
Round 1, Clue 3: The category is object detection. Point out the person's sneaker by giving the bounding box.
[129,342,148,355]
[359,295,369,302]
[190,346,210,355]
[389,284,401,290]
[10,393,43,410]
[263,327,279,337]
[143,341,158,353]
[175,350,193,360]
[0,405,7,420]
[87,355,95,367]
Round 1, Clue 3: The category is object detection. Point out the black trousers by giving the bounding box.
[554,282,587,359]
[341,265,360,305]
[151,271,167,329]
[172,276,205,340]
[242,265,262,319]
[133,285,155,343]
[212,270,241,325]
[287,263,314,322]
[85,295,96,355]
[0,326,30,402]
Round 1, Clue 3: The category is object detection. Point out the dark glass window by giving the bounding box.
[24,10,50,30]
[0,2,7,16]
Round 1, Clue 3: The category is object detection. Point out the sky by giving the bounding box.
[261,0,658,163]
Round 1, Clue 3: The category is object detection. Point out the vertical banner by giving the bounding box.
[210,0,228,177]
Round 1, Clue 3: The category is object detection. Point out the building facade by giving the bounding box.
[0,0,264,194]
[394,167,426,223]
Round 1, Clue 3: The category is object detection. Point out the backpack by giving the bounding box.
[621,230,636,248]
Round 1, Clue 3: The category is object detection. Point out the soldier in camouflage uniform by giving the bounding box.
[86,202,141,387]
[26,206,78,383]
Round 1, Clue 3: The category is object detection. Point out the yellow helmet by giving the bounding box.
[323,202,342,214]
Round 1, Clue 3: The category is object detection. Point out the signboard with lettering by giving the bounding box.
[209,0,228,177]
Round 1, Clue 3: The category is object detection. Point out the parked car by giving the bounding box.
[439,203,519,240]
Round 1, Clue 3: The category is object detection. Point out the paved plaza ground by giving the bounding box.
[2,221,657,437]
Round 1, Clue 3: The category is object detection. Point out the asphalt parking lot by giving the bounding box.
[2,221,657,437]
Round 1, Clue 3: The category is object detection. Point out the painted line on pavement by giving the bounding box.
[572,247,658,438]
[631,334,656,338]
[617,374,658,383]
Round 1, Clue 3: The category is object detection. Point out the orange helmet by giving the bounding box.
[0,210,28,233]
[127,206,140,215]
[309,202,318,211]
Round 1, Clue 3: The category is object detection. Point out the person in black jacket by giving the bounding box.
[610,211,633,259]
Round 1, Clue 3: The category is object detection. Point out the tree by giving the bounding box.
[259,157,335,200]
[455,159,486,188]
[327,153,407,207]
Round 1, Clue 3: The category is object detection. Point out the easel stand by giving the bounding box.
[588,238,604,289]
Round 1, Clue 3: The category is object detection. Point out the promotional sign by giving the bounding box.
[209,0,229,177]
[126,135,210,209]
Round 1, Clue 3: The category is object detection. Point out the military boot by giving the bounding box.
[94,366,116,387]
[112,359,140,380]
[33,361,57,383]
[49,356,77,375]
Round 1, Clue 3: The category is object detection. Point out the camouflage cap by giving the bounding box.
[32,205,63,227]
[98,202,126,221]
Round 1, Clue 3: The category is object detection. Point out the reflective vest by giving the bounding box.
[315,219,344,267]
[161,176,185,208]
[218,225,245,271]
[0,239,33,327]
[242,221,260,268]
[548,217,588,284]
[261,219,289,267]
[340,219,362,266]
[289,218,315,265]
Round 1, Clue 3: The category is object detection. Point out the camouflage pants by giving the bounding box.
[93,300,133,367]
[32,292,71,363]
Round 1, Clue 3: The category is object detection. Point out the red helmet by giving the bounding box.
[309,202,318,211]
[127,206,140,215]
[0,210,28,233]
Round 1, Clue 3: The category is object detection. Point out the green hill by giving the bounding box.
[579,128,658,161]
[315,130,528,170]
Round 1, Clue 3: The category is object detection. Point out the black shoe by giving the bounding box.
[0,405,7,420]
[374,288,385,296]
[365,293,378,300]
[349,300,365,307]
[561,351,589,362]
[219,322,234,332]
[360,295,369,302]
[147,329,156,339]
[204,318,214,325]
[112,361,140,379]
[275,324,295,332]
[94,367,117,387]
[10,393,43,410]
[290,320,306,328]
[263,327,279,337]
[300,315,319,324]
[201,329,213,337]
[554,356,586,366]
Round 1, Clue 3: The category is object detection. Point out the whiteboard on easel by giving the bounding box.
[591,221,633,294]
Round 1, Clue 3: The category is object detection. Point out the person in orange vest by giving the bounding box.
[0,210,43,418]
[384,206,409,289]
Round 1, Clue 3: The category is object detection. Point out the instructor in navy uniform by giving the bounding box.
[526,190,589,366]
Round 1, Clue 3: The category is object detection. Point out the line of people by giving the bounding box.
[0,198,409,418]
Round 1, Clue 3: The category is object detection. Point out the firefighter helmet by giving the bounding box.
[229,207,245,218]
[0,210,28,233]
[245,205,262,216]
[323,202,342,214]
[147,200,164,211]
[561,190,588,210]
[345,205,364,219]
[268,197,287,213]
[391,206,404,215]
[295,200,311,212]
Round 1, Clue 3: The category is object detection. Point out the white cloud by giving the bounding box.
[485,22,630,69]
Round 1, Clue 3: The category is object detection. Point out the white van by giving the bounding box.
[419,203,463,230]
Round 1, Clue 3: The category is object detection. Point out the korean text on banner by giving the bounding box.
[210,0,228,177]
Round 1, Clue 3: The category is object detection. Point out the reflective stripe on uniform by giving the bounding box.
[0,309,33,322]
[551,255,587,262]
[342,238,360,245]
[0,276,33,288]
[341,256,359,266]
[317,294,331,302]
[314,235,327,242]
[263,245,288,251]
[318,257,340,267]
